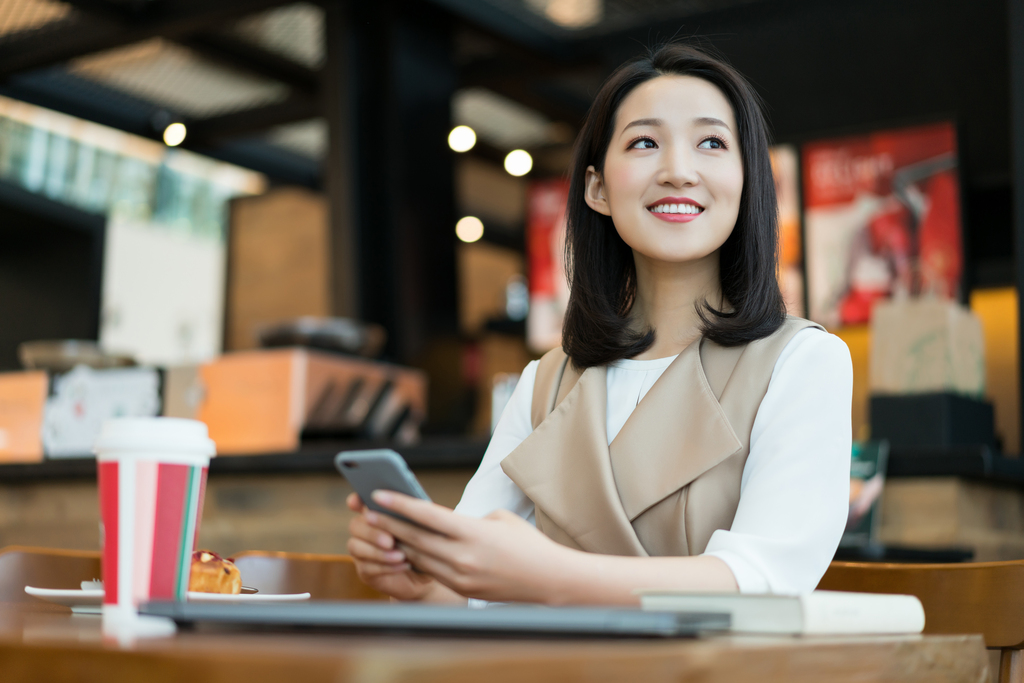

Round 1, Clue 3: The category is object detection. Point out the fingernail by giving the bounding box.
[372,490,393,506]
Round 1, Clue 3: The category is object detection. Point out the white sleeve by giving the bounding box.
[703,327,853,595]
[454,360,538,523]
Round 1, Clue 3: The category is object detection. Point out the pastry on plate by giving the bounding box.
[188,550,242,594]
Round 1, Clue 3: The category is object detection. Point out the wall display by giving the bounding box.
[770,145,804,317]
[0,95,266,366]
[526,178,570,353]
[802,122,962,328]
[100,217,227,365]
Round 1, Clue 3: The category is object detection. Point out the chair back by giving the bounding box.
[231,551,389,601]
[0,546,101,602]
[819,560,1024,648]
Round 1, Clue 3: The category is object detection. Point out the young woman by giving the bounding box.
[346,43,852,605]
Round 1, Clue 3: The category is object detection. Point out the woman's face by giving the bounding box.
[585,75,744,266]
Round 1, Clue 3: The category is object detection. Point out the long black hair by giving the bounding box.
[561,43,786,368]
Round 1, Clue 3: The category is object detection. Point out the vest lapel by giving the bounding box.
[609,339,743,521]
[501,365,647,556]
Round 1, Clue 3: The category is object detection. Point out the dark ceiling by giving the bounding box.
[0,0,775,185]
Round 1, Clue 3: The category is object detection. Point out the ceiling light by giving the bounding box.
[163,122,187,147]
[448,125,476,152]
[504,150,533,177]
[456,216,484,243]
[525,0,603,29]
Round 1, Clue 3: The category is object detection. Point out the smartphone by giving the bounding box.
[334,449,432,526]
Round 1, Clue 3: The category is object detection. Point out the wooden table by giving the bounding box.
[0,602,990,683]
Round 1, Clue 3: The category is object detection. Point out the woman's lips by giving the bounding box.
[647,201,704,223]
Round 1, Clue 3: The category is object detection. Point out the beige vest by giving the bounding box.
[501,316,822,557]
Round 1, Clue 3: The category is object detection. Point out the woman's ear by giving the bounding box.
[584,165,612,216]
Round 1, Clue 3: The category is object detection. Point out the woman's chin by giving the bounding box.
[630,241,723,267]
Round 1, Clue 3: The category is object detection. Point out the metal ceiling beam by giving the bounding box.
[460,70,588,126]
[0,0,290,80]
[425,0,569,57]
[181,32,321,94]
[187,91,319,142]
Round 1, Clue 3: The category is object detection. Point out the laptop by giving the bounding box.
[140,601,729,638]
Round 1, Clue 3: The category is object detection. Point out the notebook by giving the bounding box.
[140,600,730,638]
[638,590,925,635]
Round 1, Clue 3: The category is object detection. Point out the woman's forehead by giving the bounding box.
[615,75,736,134]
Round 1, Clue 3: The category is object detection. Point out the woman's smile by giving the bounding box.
[646,196,705,222]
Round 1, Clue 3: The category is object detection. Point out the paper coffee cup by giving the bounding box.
[94,417,215,626]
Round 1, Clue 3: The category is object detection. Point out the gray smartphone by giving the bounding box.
[334,449,432,526]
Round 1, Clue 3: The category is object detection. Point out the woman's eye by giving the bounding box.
[698,137,726,150]
[629,137,657,150]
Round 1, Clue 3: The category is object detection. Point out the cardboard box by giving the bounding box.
[165,348,428,455]
[0,370,48,462]
[869,298,985,396]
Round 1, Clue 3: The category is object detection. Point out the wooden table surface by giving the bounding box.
[0,602,990,683]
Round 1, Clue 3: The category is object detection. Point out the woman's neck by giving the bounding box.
[629,250,722,360]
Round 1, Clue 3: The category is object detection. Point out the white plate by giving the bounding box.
[24,586,310,612]
[186,591,310,603]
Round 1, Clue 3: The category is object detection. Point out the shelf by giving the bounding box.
[887,445,1024,485]
[0,437,489,483]
[5,439,1022,487]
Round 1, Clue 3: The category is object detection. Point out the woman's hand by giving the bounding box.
[363,490,576,604]
[345,493,439,601]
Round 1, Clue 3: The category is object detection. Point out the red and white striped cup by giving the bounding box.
[95,417,215,627]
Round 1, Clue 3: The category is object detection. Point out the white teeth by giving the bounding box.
[649,203,702,214]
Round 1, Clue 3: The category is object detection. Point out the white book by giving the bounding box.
[638,590,925,635]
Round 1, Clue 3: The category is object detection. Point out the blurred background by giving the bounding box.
[1,0,1024,563]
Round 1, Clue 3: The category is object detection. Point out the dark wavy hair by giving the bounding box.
[561,43,786,368]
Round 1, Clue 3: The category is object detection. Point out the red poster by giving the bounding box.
[802,122,962,327]
[526,179,570,353]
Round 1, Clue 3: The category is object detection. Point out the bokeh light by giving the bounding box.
[448,125,477,152]
[163,122,187,147]
[456,216,484,243]
[504,149,533,176]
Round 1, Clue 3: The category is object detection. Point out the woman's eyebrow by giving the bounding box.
[695,116,732,130]
[622,117,663,131]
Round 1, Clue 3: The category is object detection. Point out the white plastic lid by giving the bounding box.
[93,417,216,457]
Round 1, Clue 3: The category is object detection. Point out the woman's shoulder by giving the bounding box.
[771,323,853,387]
[756,315,850,365]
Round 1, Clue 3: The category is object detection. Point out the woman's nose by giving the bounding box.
[657,146,699,187]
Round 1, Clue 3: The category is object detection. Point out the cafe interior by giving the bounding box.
[1,0,1023,680]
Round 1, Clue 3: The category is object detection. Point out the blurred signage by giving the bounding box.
[802,121,962,328]
[525,179,569,353]
[0,95,265,239]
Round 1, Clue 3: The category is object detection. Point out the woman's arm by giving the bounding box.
[702,329,853,594]
[363,492,737,605]
[346,361,539,602]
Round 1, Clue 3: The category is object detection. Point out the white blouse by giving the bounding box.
[455,327,853,595]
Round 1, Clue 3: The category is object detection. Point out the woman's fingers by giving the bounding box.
[349,513,396,550]
[347,536,406,565]
[356,559,413,577]
[346,492,365,512]
[365,509,453,558]
[396,543,459,584]
[370,491,462,538]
